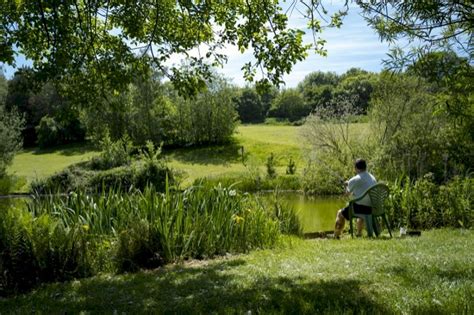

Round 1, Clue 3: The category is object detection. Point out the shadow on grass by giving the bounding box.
[25,142,98,157]
[166,141,245,166]
[3,259,391,314]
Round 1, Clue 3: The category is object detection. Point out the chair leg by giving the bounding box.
[383,214,392,238]
[372,217,380,237]
[365,215,374,237]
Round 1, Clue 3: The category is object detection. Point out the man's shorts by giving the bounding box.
[341,203,372,220]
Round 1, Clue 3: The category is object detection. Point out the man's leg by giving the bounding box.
[334,209,346,238]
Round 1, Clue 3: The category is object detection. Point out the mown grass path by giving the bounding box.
[1,229,472,314]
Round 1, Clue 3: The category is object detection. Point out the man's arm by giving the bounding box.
[343,181,351,197]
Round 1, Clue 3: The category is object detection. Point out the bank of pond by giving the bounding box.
[1,174,472,296]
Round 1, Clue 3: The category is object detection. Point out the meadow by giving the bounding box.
[4,123,472,314]
[9,124,371,190]
[1,229,472,313]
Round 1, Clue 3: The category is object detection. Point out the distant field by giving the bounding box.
[8,144,99,191]
[8,124,369,190]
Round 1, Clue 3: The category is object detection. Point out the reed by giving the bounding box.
[1,181,300,294]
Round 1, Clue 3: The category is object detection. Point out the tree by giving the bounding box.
[334,69,377,114]
[268,89,309,122]
[234,87,265,123]
[357,1,473,69]
[369,73,449,181]
[0,71,7,104]
[407,51,474,175]
[5,68,37,145]
[298,71,340,111]
[1,1,348,100]
[0,104,24,178]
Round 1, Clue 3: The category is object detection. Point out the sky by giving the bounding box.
[1,2,394,88]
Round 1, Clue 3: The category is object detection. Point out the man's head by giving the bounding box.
[354,159,367,173]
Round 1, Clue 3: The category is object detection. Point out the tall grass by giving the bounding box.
[386,176,473,229]
[1,182,300,295]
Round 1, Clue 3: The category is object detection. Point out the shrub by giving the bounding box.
[266,153,277,179]
[286,158,296,175]
[301,161,345,195]
[89,134,133,170]
[386,176,473,229]
[30,166,93,193]
[0,206,92,296]
[0,104,23,178]
[36,116,60,148]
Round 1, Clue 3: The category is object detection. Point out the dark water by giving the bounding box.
[265,193,347,233]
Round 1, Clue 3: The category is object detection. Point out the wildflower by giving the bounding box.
[229,189,237,197]
[82,224,90,231]
[232,214,244,224]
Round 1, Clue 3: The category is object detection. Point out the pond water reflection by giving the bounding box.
[262,193,347,233]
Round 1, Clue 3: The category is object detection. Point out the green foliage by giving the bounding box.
[0,104,24,178]
[1,2,346,100]
[358,1,472,65]
[195,173,301,193]
[170,79,238,146]
[268,89,309,122]
[83,76,238,147]
[233,87,265,123]
[386,176,474,229]
[89,134,133,170]
[0,72,7,104]
[5,71,85,147]
[286,158,297,175]
[266,153,277,179]
[31,139,172,193]
[369,73,448,181]
[408,52,474,175]
[300,159,345,195]
[1,182,300,294]
[262,192,303,236]
[30,166,93,194]
[35,116,60,148]
[300,96,368,195]
[334,70,376,114]
[0,206,92,296]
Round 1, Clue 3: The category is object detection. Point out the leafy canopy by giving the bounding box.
[357,0,473,70]
[1,1,348,98]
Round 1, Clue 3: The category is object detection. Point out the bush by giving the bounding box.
[266,153,277,179]
[301,161,345,195]
[194,173,301,193]
[0,206,92,296]
[0,104,23,178]
[32,163,173,194]
[36,116,60,148]
[89,134,133,170]
[30,166,93,193]
[286,158,296,175]
[386,176,474,229]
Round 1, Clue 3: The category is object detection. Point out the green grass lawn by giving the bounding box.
[8,143,99,191]
[6,123,368,190]
[1,229,472,314]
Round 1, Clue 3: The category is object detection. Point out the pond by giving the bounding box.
[262,193,347,233]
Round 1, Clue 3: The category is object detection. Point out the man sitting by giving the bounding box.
[334,159,377,238]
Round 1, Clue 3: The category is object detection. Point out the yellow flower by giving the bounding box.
[232,215,244,224]
[82,224,90,231]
